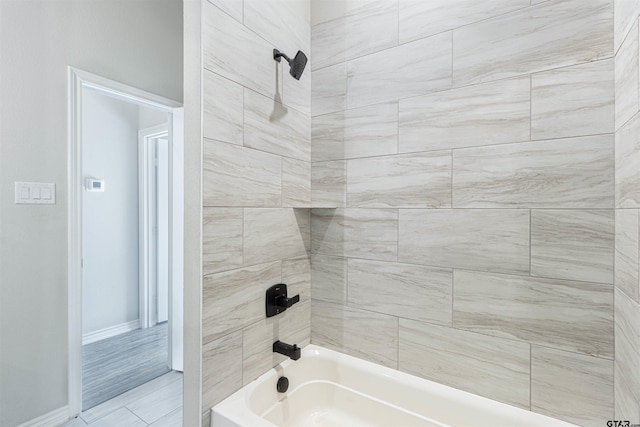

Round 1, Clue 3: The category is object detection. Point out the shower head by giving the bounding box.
[273,49,308,80]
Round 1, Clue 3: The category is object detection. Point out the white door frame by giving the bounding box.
[68,67,182,416]
[138,124,170,331]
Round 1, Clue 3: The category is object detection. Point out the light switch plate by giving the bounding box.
[15,182,56,205]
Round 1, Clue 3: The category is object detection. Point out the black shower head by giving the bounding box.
[273,49,308,80]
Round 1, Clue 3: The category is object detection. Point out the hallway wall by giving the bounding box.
[0,1,182,425]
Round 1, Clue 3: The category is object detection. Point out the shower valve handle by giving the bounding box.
[266,283,300,318]
[276,294,300,308]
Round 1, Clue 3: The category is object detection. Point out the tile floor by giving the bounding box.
[62,371,183,427]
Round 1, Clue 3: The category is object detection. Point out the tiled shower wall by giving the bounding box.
[310,1,616,425]
[198,0,311,423]
[614,0,640,422]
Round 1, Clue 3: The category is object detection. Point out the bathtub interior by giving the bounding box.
[212,345,577,427]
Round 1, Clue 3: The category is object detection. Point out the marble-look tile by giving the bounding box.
[202,261,281,344]
[203,208,243,276]
[614,288,640,419]
[311,0,380,26]
[311,208,398,261]
[242,301,311,384]
[311,161,346,207]
[453,135,615,208]
[311,300,398,368]
[347,33,452,109]
[207,0,242,23]
[243,209,309,266]
[615,209,639,301]
[614,0,640,53]
[311,63,347,117]
[398,209,530,274]
[310,209,345,256]
[203,1,282,99]
[126,378,182,424]
[344,209,398,261]
[615,20,639,131]
[282,256,311,303]
[453,270,614,358]
[347,152,452,208]
[616,112,640,208]
[244,0,310,114]
[531,346,614,427]
[399,76,530,153]
[399,319,530,409]
[244,0,309,58]
[532,59,614,140]
[311,0,397,70]
[531,210,614,284]
[203,70,243,145]
[399,0,530,44]
[87,408,146,427]
[312,103,398,162]
[283,59,311,115]
[244,89,310,161]
[348,259,452,325]
[282,158,311,208]
[311,254,347,304]
[295,208,312,254]
[615,363,640,423]
[147,408,182,427]
[453,0,613,86]
[202,331,243,412]
[203,139,281,207]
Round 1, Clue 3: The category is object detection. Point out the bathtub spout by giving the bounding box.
[273,340,301,361]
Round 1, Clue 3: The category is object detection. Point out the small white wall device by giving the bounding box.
[86,178,105,192]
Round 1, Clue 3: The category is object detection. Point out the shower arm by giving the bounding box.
[273,49,291,64]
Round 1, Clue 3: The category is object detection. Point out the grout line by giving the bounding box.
[125,407,148,425]
[309,250,613,286]
[311,2,534,74]
[312,56,615,120]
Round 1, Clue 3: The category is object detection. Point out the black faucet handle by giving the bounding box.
[276,293,300,308]
[266,284,300,318]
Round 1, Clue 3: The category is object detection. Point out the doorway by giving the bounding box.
[68,68,184,415]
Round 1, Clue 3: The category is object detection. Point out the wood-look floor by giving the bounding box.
[82,323,171,410]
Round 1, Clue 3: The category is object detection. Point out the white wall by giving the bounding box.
[0,1,182,425]
[139,106,169,130]
[82,89,140,335]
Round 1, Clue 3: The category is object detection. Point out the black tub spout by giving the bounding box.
[273,340,301,361]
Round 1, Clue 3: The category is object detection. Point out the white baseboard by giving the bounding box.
[16,406,69,427]
[82,319,139,345]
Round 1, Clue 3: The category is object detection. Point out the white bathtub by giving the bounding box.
[212,344,577,427]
